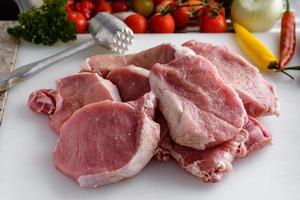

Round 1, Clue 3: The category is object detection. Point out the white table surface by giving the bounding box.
[0,34,300,200]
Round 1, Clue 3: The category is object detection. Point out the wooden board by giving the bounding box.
[0,21,19,125]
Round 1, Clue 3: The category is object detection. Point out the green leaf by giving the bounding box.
[7,0,76,46]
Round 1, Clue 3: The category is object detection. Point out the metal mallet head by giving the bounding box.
[89,13,134,54]
[0,13,135,92]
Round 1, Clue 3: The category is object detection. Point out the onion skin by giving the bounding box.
[231,0,284,32]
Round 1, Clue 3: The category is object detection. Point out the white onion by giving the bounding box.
[231,0,285,32]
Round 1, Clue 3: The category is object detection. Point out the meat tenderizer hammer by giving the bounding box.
[0,12,134,92]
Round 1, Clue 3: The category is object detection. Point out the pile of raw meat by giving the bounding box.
[28,40,279,188]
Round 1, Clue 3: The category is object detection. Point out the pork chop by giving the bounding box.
[106,65,151,101]
[244,116,272,152]
[150,54,247,150]
[156,113,271,183]
[28,89,62,115]
[28,72,121,134]
[81,43,195,76]
[183,40,279,117]
[53,93,160,188]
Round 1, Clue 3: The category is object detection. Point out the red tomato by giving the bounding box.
[187,0,202,12]
[198,1,225,18]
[95,1,112,13]
[67,11,88,33]
[124,14,147,33]
[153,0,166,6]
[111,0,128,13]
[65,0,75,12]
[65,5,74,12]
[155,0,175,13]
[172,7,190,28]
[149,14,175,33]
[66,0,74,5]
[201,14,227,33]
[76,0,95,19]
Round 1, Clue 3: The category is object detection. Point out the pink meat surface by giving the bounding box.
[49,72,121,133]
[28,72,121,134]
[81,43,195,76]
[28,89,62,115]
[106,65,151,101]
[245,116,272,153]
[150,54,247,150]
[183,40,279,117]
[53,93,160,188]
[155,112,248,183]
[156,113,272,183]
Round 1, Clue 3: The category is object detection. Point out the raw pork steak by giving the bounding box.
[156,113,271,183]
[107,65,151,101]
[28,72,121,133]
[81,43,194,76]
[53,93,160,188]
[183,40,279,117]
[28,89,62,115]
[150,55,247,150]
[244,117,272,152]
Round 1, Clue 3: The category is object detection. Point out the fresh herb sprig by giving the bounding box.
[7,0,76,46]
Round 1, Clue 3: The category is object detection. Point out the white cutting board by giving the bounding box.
[0,34,300,200]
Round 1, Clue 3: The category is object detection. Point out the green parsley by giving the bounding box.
[7,0,76,46]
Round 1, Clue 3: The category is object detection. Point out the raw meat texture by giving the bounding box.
[28,89,62,115]
[107,65,151,101]
[156,113,272,183]
[183,40,279,117]
[81,43,195,76]
[27,41,276,186]
[53,93,160,188]
[155,112,248,183]
[127,92,157,118]
[49,72,121,133]
[150,54,247,150]
[244,116,272,153]
[171,131,249,183]
[155,112,173,162]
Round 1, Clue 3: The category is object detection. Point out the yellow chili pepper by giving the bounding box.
[233,22,293,79]
[233,22,278,71]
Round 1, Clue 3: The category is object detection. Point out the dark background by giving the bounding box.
[0,0,19,20]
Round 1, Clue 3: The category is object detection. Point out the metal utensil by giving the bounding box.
[0,13,134,92]
[14,0,38,12]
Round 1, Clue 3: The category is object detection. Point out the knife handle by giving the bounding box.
[0,39,96,92]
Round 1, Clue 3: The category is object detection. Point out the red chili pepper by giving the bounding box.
[279,0,296,68]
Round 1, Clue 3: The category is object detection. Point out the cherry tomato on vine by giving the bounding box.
[187,0,202,12]
[65,0,75,12]
[67,11,88,33]
[95,1,112,14]
[111,0,128,13]
[172,7,190,28]
[155,0,175,13]
[132,0,154,17]
[201,14,227,33]
[124,14,147,33]
[149,13,175,33]
[198,1,225,18]
[76,0,95,19]
[153,0,166,6]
